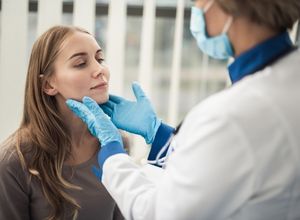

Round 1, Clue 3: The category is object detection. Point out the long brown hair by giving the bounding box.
[7,25,91,220]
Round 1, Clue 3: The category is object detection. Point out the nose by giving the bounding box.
[92,60,104,78]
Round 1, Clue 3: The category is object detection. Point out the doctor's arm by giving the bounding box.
[67,98,255,220]
[102,114,255,219]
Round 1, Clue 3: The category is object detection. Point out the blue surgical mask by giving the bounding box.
[190,2,234,60]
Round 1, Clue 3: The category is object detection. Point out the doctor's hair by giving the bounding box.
[12,25,91,220]
[216,0,300,31]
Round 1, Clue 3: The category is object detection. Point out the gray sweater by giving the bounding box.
[0,148,124,220]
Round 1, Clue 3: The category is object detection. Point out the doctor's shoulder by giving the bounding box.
[179,69,279,139]
[186,47,300,122]
[179,48,300,154]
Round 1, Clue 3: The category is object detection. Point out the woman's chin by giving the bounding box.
[91,94,109,104]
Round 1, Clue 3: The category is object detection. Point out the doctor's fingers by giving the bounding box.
[101,99,115,110]
[82,96,108,121]
[100,104,113,116]
[109,94,124,104]
[66,99,96,127]
[132,82,147,101]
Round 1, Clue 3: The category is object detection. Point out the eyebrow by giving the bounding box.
[68,49,102,60]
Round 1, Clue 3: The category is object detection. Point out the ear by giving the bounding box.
[40,74,58,96]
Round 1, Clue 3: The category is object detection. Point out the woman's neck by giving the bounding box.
[57,96,99,166]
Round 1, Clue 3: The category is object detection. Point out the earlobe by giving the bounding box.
[41,75,58,96]
[44,84,58,96]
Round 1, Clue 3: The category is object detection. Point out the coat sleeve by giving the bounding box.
[101,112,255,220]
[112,203,125,220]
[0,155,30,220]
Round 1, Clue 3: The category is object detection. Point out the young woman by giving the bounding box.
[0,25,124,220]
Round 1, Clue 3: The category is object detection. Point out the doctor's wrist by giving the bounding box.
[145,118,162,144]
[98,141,127,167]
[148,122,175,160]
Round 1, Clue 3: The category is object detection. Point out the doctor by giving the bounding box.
[67,0,300,219]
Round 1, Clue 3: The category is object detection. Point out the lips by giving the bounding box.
[91,82,107,89]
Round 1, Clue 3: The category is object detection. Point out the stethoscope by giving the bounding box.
[147,121,182,167]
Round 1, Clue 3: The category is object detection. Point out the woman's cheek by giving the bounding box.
[103,64,110,82]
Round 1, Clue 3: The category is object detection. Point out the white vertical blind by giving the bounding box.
[106,0,127,95]
[132,0,157,162]
[73,0,96,35]
[0,0,28,142]
[37,0,62,36]
[168,0,185,126]
[138,0,156,98]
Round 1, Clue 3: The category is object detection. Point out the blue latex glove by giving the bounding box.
[67,96,126,179]
[100,82,161,144]
[66,96,123,147]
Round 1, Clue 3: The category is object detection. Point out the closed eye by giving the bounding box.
[97,58,105,64]
[74,62,86,68]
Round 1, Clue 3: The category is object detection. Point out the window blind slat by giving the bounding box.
[37,0,62,36]
[73,0,96,35]
[138,0,156,99]
[0,0,28,142]
[105,0,127,95]
[168,0,185,126]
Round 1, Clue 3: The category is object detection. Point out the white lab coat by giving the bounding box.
[102,49,300,220]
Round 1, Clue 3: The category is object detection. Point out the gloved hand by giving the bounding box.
[66,96,123,147]
[66,96,126,178]
[100,82,161,144]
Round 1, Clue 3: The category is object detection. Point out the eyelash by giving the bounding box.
[97,58,105,64]
[75,58,105,68]
[75,62,86,68]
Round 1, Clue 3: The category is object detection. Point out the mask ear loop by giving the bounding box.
[203,0,233,35]
[203,0,215,13]
[222,16,233,34]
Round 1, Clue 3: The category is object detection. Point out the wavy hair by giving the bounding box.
[7,25,91,220]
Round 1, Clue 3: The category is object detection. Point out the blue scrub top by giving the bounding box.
[228,31,294,84]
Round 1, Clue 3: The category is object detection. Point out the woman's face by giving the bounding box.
[47,31,110,104]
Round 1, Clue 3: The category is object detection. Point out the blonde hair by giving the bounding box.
[217,0,300,31]
[4,25,91,220]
